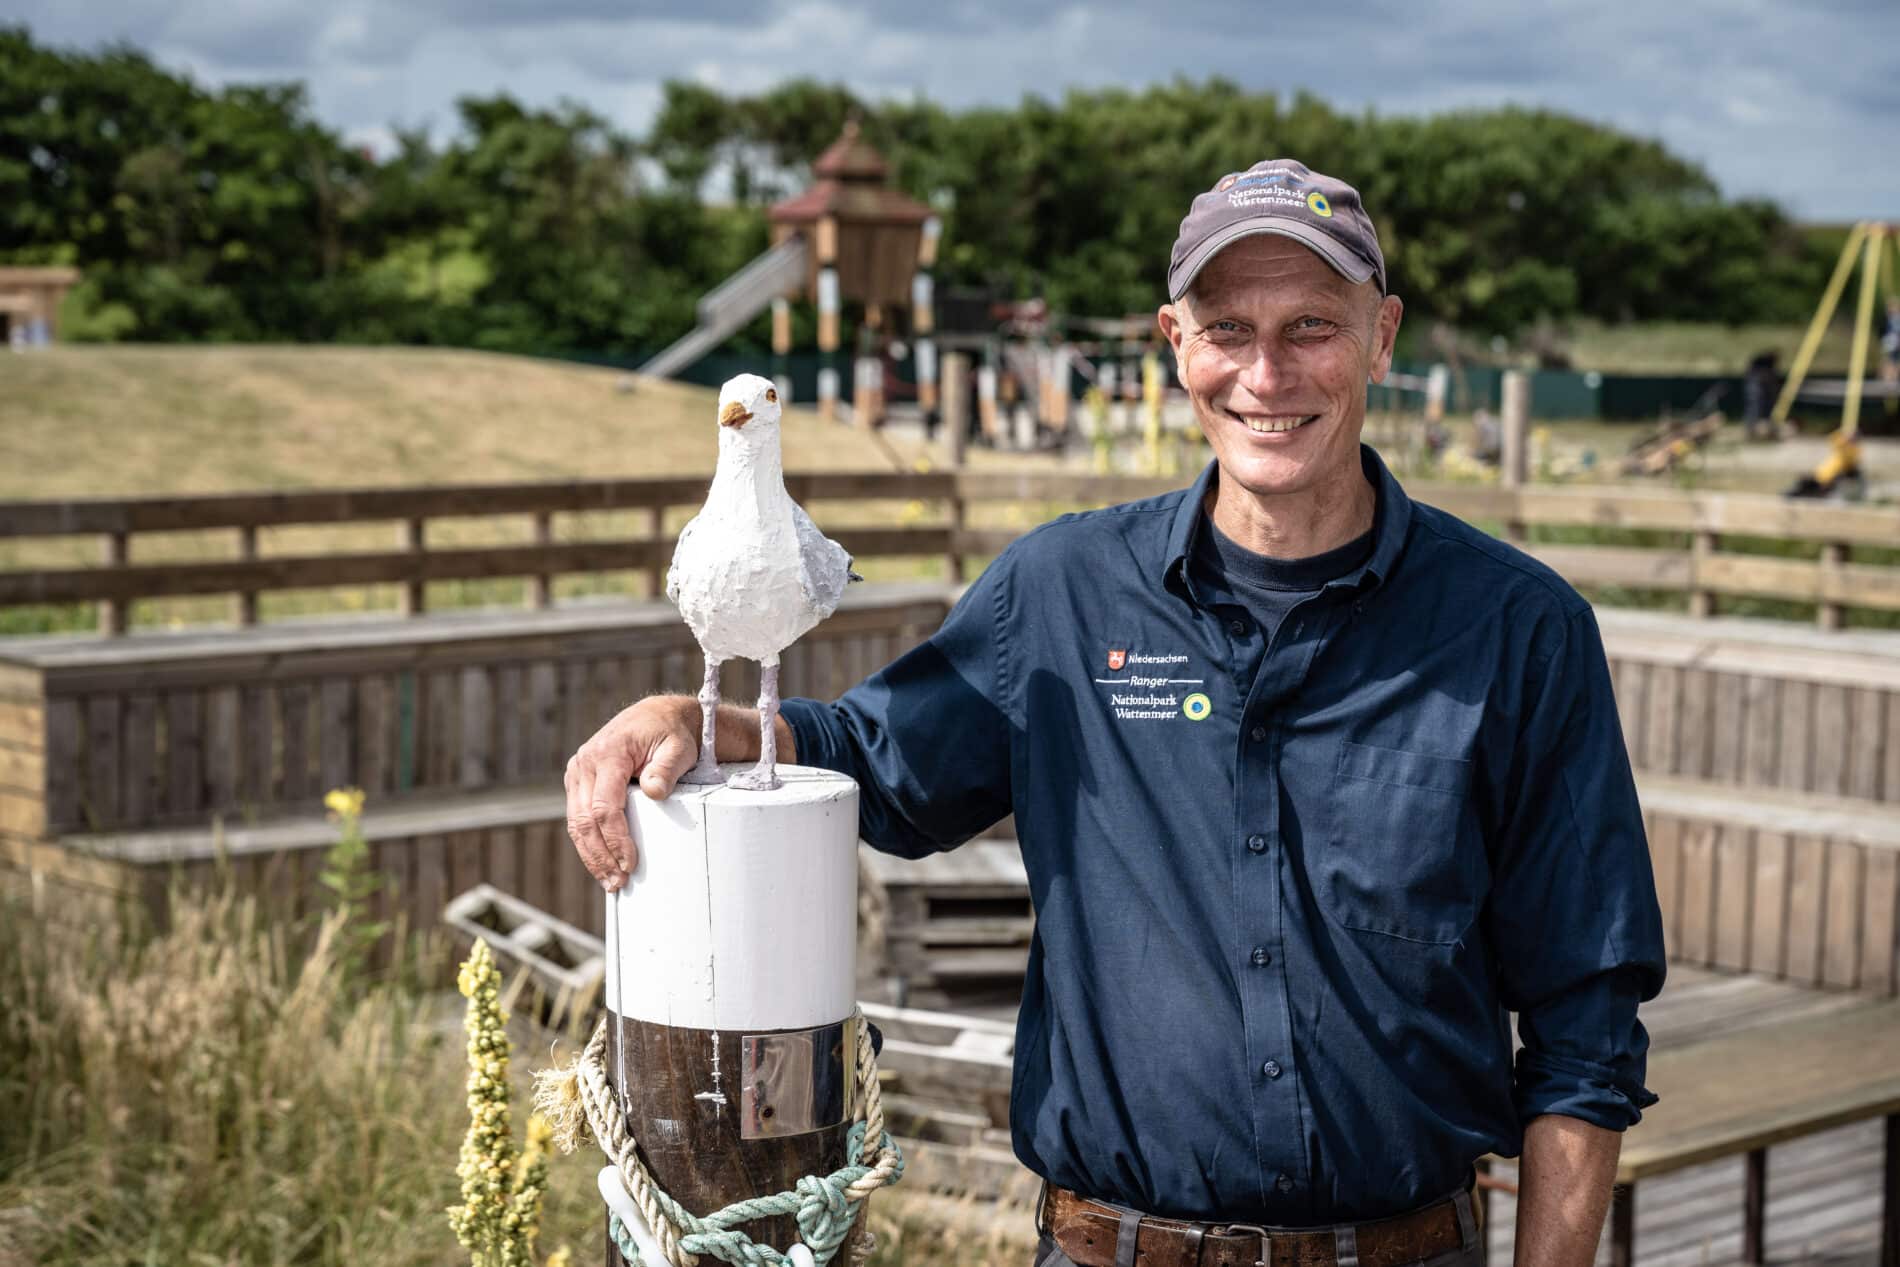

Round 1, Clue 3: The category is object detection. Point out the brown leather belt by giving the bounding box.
[1039,1177,1481,1267]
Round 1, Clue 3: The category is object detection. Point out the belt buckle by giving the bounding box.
[1215,1222,1271,1267]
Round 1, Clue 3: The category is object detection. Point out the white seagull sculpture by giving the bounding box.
[666,373,861,790]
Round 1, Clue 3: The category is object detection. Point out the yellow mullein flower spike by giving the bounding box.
[448,938,552,1267]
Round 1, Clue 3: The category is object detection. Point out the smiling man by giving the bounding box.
[565,158,1666,1267]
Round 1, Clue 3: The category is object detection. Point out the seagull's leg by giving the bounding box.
[727,656,783,791]
[678,653,725,785]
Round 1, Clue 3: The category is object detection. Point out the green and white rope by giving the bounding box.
[574,1006,905,1267]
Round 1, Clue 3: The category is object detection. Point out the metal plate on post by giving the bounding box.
[740,1015,857,1139]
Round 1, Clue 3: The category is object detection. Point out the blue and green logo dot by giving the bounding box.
[1182,692,1212,721]
[1306,191,1333,217]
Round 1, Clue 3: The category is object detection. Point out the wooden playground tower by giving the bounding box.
[767,120,941,424]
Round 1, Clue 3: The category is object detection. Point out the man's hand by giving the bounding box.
[563,694,798,889]
[1514,1113,1622,1267]
[564,695,700,889]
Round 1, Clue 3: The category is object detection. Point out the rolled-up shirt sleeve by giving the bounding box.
[780,547,1017,859]
[1484,603,1668,1132]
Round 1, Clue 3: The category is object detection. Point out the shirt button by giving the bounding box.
[1228,617,1249,637]
[1250,946,1271,966]
[1276,1172,1294,1193]
[1249,725,1267,743]
[1263,1059,1282,1078]
[1247,833,1268,853]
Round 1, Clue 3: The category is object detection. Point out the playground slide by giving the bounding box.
[639,236,810,380]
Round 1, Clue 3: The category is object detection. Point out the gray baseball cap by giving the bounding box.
[1167,159,1387,301]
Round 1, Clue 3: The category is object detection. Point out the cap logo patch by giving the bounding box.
[1216,174,1238,192]
[1307,191,1333,217]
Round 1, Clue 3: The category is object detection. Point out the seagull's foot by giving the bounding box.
[725,763,782,792]
[677,758,727,786]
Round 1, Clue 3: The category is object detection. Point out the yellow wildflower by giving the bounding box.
[323,786,365,820]
[447,938,550,1267]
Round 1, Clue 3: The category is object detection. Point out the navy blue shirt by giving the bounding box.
[783,446,1666,1225]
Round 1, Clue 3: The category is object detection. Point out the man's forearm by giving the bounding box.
[1514,1114,1622,1267]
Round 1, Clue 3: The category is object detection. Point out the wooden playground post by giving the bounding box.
[770,297,793,406]
[815,215,840,421]
[99,530,128,635]
[397,517,425,616]
[1689,530,1719,619]
[1499,370,1531,545]
[942,350,970,469]
[915,218,940,417]
[235,524,260,627]
[530,511,554,610]
[977,360,999,442]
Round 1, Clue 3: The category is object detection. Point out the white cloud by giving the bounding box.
[3,0,1892,217]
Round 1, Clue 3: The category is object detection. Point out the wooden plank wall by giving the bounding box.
[22,595,946,837]
[1644,803,1900,997]
[10,590,1900,1004]
[1606,647,1900,805]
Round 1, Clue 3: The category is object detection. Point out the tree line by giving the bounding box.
[0,25,1830,356]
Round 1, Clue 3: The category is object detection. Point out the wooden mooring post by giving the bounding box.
[602,764,864,1266]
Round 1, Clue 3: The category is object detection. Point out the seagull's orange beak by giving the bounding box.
[719,401,752,428]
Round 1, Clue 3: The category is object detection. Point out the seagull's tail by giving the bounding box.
[847,568,864,583]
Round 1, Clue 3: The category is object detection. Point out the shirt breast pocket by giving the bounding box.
[1323,740,1483,945]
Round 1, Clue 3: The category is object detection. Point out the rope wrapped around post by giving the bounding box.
[537,1005,904,1267]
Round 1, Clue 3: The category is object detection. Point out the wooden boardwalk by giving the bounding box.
[1482,962,1889,1266]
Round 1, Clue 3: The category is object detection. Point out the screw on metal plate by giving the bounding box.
[739,1016,857,1139]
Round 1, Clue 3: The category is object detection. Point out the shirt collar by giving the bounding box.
[1161,443,1414,605]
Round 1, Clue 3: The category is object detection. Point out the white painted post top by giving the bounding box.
[608,763,859,1031]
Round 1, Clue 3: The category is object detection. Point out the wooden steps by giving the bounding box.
[860,838,1032,1008]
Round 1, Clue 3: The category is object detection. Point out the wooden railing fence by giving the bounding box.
[2,474,1898,632]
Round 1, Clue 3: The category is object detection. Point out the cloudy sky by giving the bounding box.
[8,0,1894,221]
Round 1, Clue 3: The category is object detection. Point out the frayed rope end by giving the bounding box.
[531,1059,593,1154]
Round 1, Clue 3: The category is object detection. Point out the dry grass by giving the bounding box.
[0,859,1037,1267]
[0,875,481,1265]
[0,345,952,498]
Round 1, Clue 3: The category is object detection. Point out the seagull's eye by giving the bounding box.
[765,388,778,403]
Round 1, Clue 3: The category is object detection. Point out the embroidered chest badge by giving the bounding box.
[1095,649,1209,722]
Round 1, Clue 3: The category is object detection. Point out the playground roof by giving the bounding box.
[768,121,933,228]
[768,181,932,227]
[811,121,888,181]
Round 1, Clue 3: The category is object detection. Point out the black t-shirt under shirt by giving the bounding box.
[1190,511,1375,647]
